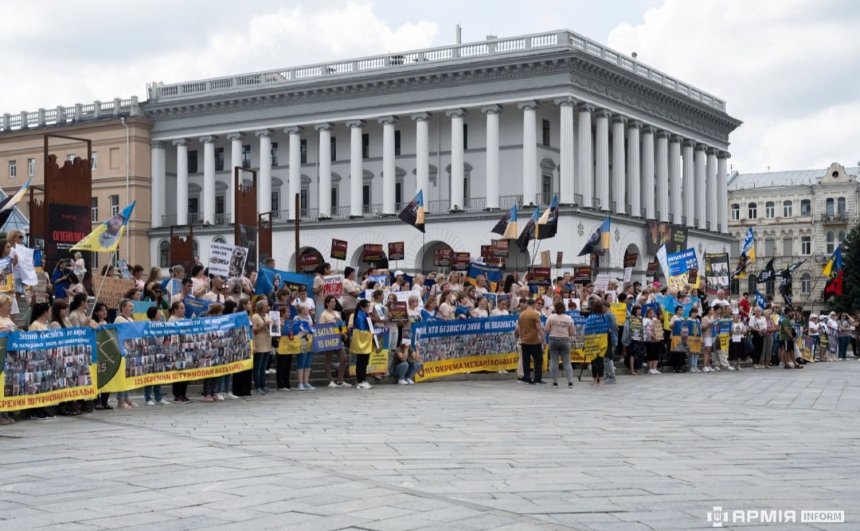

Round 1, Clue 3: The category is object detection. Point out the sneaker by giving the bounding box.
[406,379,415,385]
[328,381,338,388]
[337,382,352,388]
[568,382,574,388]
[225,393,238,400]
[727,366,735,371]
[713,366,721,371]
[157,399,171,405]
[398,379,409,385]
[146,400,156,406]
[202,396,215,402]
[265,368,276,375]
[215,393,225,401]
[736,366,743,372]
[305,384,316,390]
[357,381,373,390]
[297,383,307,391]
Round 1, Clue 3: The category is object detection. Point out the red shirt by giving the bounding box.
[739,298,751,319]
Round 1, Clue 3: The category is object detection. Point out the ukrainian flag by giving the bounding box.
[349,309,374,354]
[822,246,842,277]
[72,201,136,253]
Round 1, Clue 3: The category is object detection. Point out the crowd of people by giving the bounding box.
[0,235,856,426]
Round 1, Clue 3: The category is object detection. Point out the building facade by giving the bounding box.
[0,98,152,267]
[727,162,859,307]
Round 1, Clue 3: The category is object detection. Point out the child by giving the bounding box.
[293,304,315,390]
[392,344,422,385]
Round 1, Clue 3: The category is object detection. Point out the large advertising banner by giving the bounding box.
[1,328,98,412]
[47,204,91,271]
[411,316,519,381]
[97,313,252,392]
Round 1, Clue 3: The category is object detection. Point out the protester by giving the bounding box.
[392,344,421,384]
[251,299,273,395]
[319,295,350,388]
[544,300,575,388]
[168,301,193,401]
[516,299,544,385]
[349,299,374,390]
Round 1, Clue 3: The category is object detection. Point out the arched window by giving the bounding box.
[801,273,811,295]
[213,236,226,244]
[765,201,775,218]
[783,200,792,217]
[159,240,169,268]
[826,231,835,253]
[731,203,740,221]
[748,202,757,219]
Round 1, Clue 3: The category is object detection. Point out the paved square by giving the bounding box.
[2,361,859,530]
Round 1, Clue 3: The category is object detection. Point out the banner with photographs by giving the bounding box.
[208,242,248,278]
[388,242,405,261]
[237,224,257,272]
[330,239,348,260]
[255,266,314,295]
[704,252,730,295]
[566,311,588,363]
[1,327,97,412]
[670,319,703,353]
[645,221,688,255]
[97,312,252,393]
[573,266,592,284]
[433,247,452,267]
[411,316,519,381]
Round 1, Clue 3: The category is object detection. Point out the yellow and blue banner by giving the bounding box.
[491,204,518,240]
[398,190,425,233]
[71,201,136,253]
[578,216,611,256]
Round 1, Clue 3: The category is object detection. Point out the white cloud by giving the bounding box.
[1,2,437,112]
[607,0,860,172]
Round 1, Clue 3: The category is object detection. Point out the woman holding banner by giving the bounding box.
[320,295,350,388]
[643,307,662,374]
[251,299,273,395]
[114,299,138,408]
[349,299,374,390]
[0,294,17,424]
[700,306,715,373]
[544,301,575,388]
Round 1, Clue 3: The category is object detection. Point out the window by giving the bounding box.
[271,191,280,216]
[542,119,551,147]
[159,241,169,267]
[362,133,370,159]
[331,187,338,210]
[187,150,198,173]
[801,236,811,255]
[826,198,834,216]
[764,238,775,257]
[215,195,225,222]
[463,123,468,150]
[300,139,307,164]
[826,231,835,253]
[241,144,251,169]
[783,237,792,256]
[8,160,16,179]
[188,197,199,220]
[730,278,739,296]
[395,182,402,209]
[731,203,740,221]
[300,187,309,216]
[801,273,811,295]
[330,137,336,161]
[541,173,552,203]
[837,197,846,215]
[90,152,98,171]
[838,230,846,245]
[748,202,757,219]
[766,278,775,296]
[783,200,792,218]
[215,147,224,171]
[109,195,120,216]
[27,158,35,177]
[765,201,774,218]
[394,130,401,156]
[362,183,371,213]
[271,142,279,166]
[800,199,811,216]
[110,147,120,169]
[730,241,740,258]
[67,153,75,162]
[91,197,99,222]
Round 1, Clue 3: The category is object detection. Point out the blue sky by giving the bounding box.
[2,0,858,173]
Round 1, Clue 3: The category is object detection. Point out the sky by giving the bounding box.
[2,0,858,174]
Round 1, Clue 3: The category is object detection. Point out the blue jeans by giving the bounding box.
[394,361,420,381]
[217,374,232,394]
[253,351,271,390]
[296,351,313,370]
[838,336,850,359]
[144,386,162,402]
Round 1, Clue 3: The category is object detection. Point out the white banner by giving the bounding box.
[14,244,37,286]
[208,242,248,278]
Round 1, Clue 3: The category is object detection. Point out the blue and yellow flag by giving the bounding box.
[578,217,611,256]
[71,201,136,253]
[398,190,425,233]
[491,204,518,240]
[822,246,842,277]
[349,308,375,354]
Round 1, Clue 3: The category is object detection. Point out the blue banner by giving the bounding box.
[255,266,314,295]
[311,322,344,352]
[183,296,211,318]
[667,248,698,277]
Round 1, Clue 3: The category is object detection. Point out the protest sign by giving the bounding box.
[182,296,211,318]
[715,319,732,352]
[393,289,424,309]
[467,262,503,291]
[593,272,611,292]
[573,266,592,284]
[581,313,610,363]
[330,239,348,260]
[567,311,587,362]
[610,302,627,326]
[491,239,509,258]
[623,267,633,284]
[97,312,252,393]
[667,248,700,291]
[389,301,408,324]
[388,242,405,261]
[628,315,644,342]
[14,244,37,286]
[0,257,13,293]
[411,316,519,381]
[452,252,471,271]
[540,250,551,267]
[556,251,564,269]
[1,328,97,411]
[704,252,730,295]
[323,275,344,298]
[268,311,282,337]
[93,277,135,309]
[312,322,345,352]
[255,267,313,295]
[527,266,551,286]
[362,244,385,263]
[433,247,452,267]
[208,242,248,278]
[670,319,703,353]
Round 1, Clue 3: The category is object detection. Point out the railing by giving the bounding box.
[593,197,601,210]
[146,30,725,111]
[533,193,554,207]
[681,215,687,225]
[1,97,142,133]
[609,200,616,212]
[821,212,848,223]
[574,194,583,206]
[500,194,523,209]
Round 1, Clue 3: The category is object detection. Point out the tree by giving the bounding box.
[828,219,860,313]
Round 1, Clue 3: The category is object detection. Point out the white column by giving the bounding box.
[611,115,626,215]
[173,139,188,226]
[227,133,242,223]
[378,116,397,215]
[706,148,719,231]
[556,97,575,205]
[150,142,165,228]
[626,122,641,216]
[518,101,538,206]
[447,109,466,211]
[256,130,272,215]
[594,110,610,211]
[346,121,364,217]
[480,105,501,209]
[641,126,655,219]
[718,152,730,233]
[576,104,594,208]
[694,144,707,230]
[315,123,332,218]
[682,140,695,227]
[412,113,430,202]
[669,136,682,225]
[655,131,669,222]
[201,136,216,224]
[286,126,303,220]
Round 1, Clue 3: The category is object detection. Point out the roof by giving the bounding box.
[728,166,860,191]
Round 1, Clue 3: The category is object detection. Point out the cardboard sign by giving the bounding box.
[388,242,405,261]
[555,251,563,270]
[491,239,509,258]
[93,277,135,309]
[209,241,249,278]
[527,266,551,286]
[452,252,471,271]
[323,275,343,298]
[362,244,385,263]
[389,301,408,324]
[540,250,551,268]
[299,251,321,274]
[573,266,592,284]
[331,239,348,261]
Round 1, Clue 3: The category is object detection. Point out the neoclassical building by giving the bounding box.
[728,162,859,306]
[138,29,741,273]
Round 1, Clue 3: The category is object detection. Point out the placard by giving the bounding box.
[433,248,452,268]
[593,272,611,292]
[362,244,385,263]
[623,249,639,268]
[388,242,405,261]
[452,252,471,271]
[299,251,321,274]
[555,251,563,269]
[491,240,509,258]
[623,267,633,283]
[323,275,343,298]
[573,266,592,284]
[540,250,551,268]
[330,239,348,260]
[209,242,249,278]
[389,301,408,324]
[480,245,492,260]
[527,266,551,286]
[93,277,136,309]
